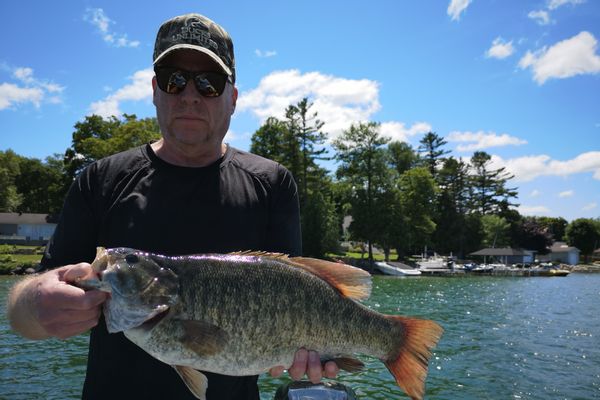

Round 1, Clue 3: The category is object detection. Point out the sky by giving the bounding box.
[1,0,599,222]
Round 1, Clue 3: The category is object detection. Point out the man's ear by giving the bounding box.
[152,76,158,106]
[231,86,238,115]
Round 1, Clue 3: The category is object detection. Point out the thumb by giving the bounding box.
[61,263,96,283]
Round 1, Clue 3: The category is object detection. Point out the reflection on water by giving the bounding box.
[2,274,600,400]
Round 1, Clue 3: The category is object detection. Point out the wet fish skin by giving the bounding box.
[90,248,443,400]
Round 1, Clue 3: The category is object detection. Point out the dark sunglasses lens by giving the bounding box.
[167,72,187,94]
[155,69,228,97]
[194,73,227,97]
[156,69,187,94]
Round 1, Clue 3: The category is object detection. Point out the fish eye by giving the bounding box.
[125,254,139,264]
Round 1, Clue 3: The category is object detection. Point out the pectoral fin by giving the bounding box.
[180,320,229,356]
[173,365,208,400]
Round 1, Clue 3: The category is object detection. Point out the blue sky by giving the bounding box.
[1,0,599,222]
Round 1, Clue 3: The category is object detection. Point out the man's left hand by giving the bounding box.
[269,348,340,383]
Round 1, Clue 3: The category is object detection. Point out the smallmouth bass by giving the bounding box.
[80,247,443,400]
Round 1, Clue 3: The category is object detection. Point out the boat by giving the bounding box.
[417,256,448,271]
[470,264,495,273]
[530,264,570,277]
[375,261,422,276]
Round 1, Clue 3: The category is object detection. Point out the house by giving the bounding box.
[0,213,57,245]
[538,242,580,265]
[469,247,535,265]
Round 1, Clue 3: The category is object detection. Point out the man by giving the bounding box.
[7,13,338,399]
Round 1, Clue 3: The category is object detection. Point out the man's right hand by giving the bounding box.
[7,263,108,340]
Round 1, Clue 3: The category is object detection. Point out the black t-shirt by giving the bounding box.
[41,144,301,400]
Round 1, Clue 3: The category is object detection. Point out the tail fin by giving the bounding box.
[383,316,443,400]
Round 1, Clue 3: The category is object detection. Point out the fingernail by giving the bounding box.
[295,349,307,362]
[309,351,318,362]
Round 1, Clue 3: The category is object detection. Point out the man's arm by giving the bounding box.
[7,263,107,340]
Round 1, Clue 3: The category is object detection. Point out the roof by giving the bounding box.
[470,247,529,256]
[549,241,580,253]
[0,213,53,225]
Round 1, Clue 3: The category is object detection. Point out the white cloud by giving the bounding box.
[489,151,600,182]
[84,8,140,48]
[447,0,473,21]
[582,202,597,211]
[255,49,277,58]
[517,205,551,216]
[0,83,44,110]
[89,68,153,118]
[486,37,515,59]
[0,66,64,110]
[447,130,527,151]
[379,121,432,142]
[224,129,241,142]
[518,31,600,84]
[528,0,585,25]
[528,10,551,25]
[13,67,35,84]
[530,190,541,198]
[558,190,574,197]
[548,0,585,10]
[237,69,386,141]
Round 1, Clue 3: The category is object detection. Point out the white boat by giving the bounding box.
[417,257,448,270]
[376,261,422,276]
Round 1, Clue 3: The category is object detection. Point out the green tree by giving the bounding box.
[396,167,437,256]
[513,216,553,254]
[565,218,600,263]
[0,150,23,212]
[536,216,568,242]
[13,155,66,215]
[301,190,339,258]
[417,132,450,180]
[388,141,418,176]
[433,157,472,257]
[284,98,328,206]
[481,214,511,248]
[249,117,288,164]
[469,151,518,214]
[334,121,390,262]
[64,114,160,181]
[251,102,336,257]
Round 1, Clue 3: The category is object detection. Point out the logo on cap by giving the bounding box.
[173,18,219,53]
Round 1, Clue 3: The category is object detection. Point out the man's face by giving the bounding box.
[152,49,237,151]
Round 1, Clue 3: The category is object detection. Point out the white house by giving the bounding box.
[541,241,580,265]
[0,213,57,244]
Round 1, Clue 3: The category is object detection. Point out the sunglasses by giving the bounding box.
[154,67,231,97]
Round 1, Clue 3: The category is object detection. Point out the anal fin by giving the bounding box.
[321,355,365,372]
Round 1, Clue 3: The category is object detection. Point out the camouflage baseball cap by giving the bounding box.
[153,13,236,82]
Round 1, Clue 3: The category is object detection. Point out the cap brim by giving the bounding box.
[153,44,232,76]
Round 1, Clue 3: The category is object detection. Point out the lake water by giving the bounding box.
[1,274,599,399]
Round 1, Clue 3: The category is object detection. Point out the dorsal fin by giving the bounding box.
[288,257,372,300]
[228,251,372,300]
[228,250,289,260]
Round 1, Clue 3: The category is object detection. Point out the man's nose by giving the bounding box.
[179,80,204,103]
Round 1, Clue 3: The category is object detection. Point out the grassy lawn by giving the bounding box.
[327,250,396,262]
[0,245,44,274]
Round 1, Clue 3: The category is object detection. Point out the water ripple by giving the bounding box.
[3,274,600,400]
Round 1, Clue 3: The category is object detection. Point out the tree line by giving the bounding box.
[1,104,599,262]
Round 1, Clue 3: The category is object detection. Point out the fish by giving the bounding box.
[80,247,443,400]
